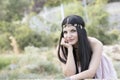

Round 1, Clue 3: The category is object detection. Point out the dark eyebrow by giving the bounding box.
[71,28,76,30]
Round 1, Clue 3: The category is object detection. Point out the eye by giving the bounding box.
[63,31,67,34]
[71,29,76,32]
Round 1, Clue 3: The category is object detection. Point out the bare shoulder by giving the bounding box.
[88,37,103,46]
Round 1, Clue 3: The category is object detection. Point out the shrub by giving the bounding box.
[0,56,16,70]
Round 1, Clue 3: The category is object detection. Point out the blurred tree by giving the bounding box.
[64,2,84,17]
[45,0,78,7]
[31,0,46,13]
[108,0,120,2]
[0,0,30,22]
[0,0,47,22]
[86,0,119,44]
[85,0,109,44]
[13,24,38,50]
[0,0,119,52]
[0,0,48,51]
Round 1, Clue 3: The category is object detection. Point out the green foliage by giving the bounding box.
[0,0,59,51]
[85,0,120,44]
[0,21,16,33]
[45,0,76,7]
[0,20,60,51]
[0,0,30,22]
[14,47,63,78]
[45,0,61,7]
[0,59,9,70]
[0,47,64,79]
[0,33,11,51]
[108,0,120,3]
[0,56,15,70]
[0,0,119,51]
[64,2,84,16]
[0,22,34,51]
[106,29,120,44]
[13,24,56,50]
[0,21,14,51]
[13,24,33,50]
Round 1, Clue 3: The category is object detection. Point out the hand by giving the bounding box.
[61,38,72,49]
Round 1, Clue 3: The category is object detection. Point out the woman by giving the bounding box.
[57,15,117,79]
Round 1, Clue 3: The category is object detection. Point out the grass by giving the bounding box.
[0,46,119,79]
[0,46,64,79]
[0,55,18,70]
[113,61,120,78]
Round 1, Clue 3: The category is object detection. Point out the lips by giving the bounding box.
[68,39,74,42]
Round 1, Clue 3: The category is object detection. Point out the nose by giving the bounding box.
[66,32,72,38]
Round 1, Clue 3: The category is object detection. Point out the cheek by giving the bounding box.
[74,33,78,38]
[63,34,68,40]
[63,34,66,38]
[75,34,78,41]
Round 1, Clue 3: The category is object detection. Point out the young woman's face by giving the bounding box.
[63,25,78,45]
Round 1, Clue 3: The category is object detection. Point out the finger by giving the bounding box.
[61,38,67,46]
[64,38,68,43]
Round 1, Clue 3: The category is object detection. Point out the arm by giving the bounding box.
[57,38,76,76]
[70,37,103,79]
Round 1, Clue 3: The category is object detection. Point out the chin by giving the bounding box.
[69,42,76,45]
[69,41,78,46]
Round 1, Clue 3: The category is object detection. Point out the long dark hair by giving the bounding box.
[58,15,92,73]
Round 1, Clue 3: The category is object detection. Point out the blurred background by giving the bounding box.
[0,0,120,79]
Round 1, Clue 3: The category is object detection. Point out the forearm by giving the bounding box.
[70,69,95,80]
[63,47,76,76]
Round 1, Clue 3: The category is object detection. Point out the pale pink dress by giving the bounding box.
[78,53,117,79]
[94,53,117,79]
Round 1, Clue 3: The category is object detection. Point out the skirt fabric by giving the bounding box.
[94,53,117,79]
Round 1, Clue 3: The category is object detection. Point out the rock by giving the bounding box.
[103,44,120,61]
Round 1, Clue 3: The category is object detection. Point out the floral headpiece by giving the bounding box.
[63,24,83,29]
